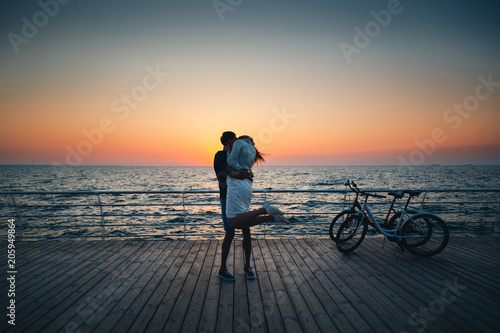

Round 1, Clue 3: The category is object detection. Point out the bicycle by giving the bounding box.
[336,181,450,257]
[329,180,418,242]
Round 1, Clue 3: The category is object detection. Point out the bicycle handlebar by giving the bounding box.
[345,179,386,199]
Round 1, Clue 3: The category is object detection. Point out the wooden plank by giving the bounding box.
[434,237,500,286]
[251,240,286,333]
[105,241,180,332]
[269,239,321,332]
[245,240,269,333]
[321,237,478,332]
[3,241,99,291]
[1,237,500,333]
[412,243,500,312]
[18,240,117,292]
[164,240,211,332]
[389,245,500,332]
[315,239,456,332]
[77,241,168,332]
[320,238,489,332]
[180,240,218,333]
[258,239,302,332]
[289,239,357,333]
[296,239,374,333]
[311,239,415,332]
[216,239,234,332]
[276,239,337,332]
[145,240,202,332]
[15,241,132,329]
[303,238,392,332]
[126,240,194,332]
[233,240,250,332]
[37,241,159,332]
[197,240,223,333]
[390,243,500,330]
[14,241,141,331]
[35,241,156,332]
[369,238,484,333]
[116,240,188,332]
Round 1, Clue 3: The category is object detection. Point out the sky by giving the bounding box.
[1,0,499,166]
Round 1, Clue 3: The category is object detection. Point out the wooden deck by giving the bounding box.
[1,236,499,332]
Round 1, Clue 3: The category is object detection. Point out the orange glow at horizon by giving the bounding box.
[1,93,499,166]
[1,55,500,166]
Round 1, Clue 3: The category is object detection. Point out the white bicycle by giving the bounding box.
[336,181,450,257]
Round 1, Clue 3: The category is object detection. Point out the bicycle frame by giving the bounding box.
[346,181,402,228]
[343,180,430,241]
[356,199,429,240]
[343,189,361,213]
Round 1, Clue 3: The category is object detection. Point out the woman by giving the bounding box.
[225,135,289,279]
[226,135,289,229]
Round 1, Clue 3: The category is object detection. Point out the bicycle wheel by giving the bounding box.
[329,210,354,242]
[401,213,449,256]
[336,215,367,253]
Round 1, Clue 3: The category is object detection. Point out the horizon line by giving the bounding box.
[1,163,498,168]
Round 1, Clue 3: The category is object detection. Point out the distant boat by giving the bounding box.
[431,164,440,166]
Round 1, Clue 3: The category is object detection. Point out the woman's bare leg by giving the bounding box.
[220,229,235,274]
[228,208,274,229]
[242,227,251,268]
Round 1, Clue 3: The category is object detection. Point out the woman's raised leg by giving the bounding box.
[228,208,275,229]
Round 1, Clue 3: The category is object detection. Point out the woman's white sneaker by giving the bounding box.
[273,214,291,224]
[263,203,285,215]
[263,203,290,224]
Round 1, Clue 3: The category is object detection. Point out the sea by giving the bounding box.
[1,165,499,239]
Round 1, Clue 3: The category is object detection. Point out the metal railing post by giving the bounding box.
[96,192,105,240]
[494,203,500,234]
[419,191,428,212]
[182,191,186,239]
[263,190,268,239]
[10,194,23,241]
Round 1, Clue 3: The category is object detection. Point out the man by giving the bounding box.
[214,131,255,281]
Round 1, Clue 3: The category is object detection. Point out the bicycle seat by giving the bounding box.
[387,191,403,199]
[403,190,421,197]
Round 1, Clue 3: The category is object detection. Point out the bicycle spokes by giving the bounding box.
[401,214,449,256]
[336,215,368,253]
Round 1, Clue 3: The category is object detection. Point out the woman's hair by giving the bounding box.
[238,135,266,165]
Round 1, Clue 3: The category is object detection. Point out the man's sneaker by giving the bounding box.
[263,203,285,215]
[244,266,255,280]
[219,270,235,282]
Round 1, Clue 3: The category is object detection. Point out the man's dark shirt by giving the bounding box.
[214,150,229,199]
